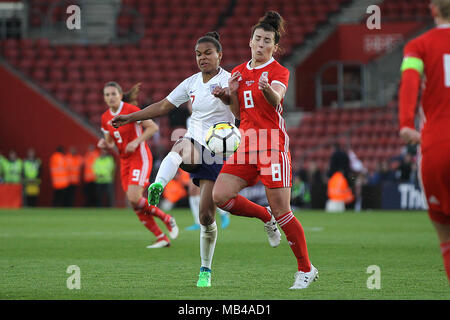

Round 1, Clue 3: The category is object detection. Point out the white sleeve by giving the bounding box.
[166,77,190,108]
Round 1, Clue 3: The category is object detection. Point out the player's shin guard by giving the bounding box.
[440,241,450,281]
[200,222,217,270]
[218,195,271,223]
[276,211,311,272]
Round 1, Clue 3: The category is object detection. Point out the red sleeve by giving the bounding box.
[403,37,423,59]
[231,63,244,75]
[270,65,289,90]
[398,39,423,130]
[399,70,421,130]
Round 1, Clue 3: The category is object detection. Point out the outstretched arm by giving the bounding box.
[112,99,175,128]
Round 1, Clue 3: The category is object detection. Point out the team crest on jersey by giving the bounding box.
[209,83,220,93]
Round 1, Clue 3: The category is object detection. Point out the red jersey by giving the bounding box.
[101,101,152,160]
[400,25,450,150]
[232,57,290,153]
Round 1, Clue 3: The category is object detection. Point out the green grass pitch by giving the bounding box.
[0,208,449,300]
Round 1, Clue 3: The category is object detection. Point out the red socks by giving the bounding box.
[136,197,170,223]
[277,211,311,272]
[440,241,450,282]
[135,211,164,238]
[219,195,271,223]
[134,197,171,239]
[220,196,311,273]
[219,196,311,272]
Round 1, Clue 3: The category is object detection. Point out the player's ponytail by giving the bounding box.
[251,10,286,45]
[104,81,141,106]
[196,31,222,52]
[122,83,141,106]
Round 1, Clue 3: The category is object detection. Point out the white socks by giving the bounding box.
[155,151,183,187]
[189,195,200,225]
[200,221,217,270]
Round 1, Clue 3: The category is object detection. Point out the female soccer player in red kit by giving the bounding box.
[98,82,178,248]
[212,11,318,289]
[398,0,450,281]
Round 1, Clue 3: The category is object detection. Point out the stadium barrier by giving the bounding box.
[362,182,427,210]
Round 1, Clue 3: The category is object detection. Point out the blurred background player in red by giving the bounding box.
[98,81,178,248]
[398,0,450,282]
[212,11,317,289]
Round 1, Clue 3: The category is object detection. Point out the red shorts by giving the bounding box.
[420,143,450,224]
[120,150,153,192]
[220,150,292,188]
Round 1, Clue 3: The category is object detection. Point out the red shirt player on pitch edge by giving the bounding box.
[398,0,450,281]
[98,82,178,248]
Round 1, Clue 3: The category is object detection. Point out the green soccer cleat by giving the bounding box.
[196,268,211,288]
[148,182,163,206]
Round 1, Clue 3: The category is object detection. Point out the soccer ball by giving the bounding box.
[205,122,241,157]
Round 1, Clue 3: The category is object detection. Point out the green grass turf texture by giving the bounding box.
[0,208,449,300]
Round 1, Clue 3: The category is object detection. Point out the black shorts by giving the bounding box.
[185,138,224,187]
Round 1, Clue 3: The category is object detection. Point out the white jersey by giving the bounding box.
[166,67,234,147]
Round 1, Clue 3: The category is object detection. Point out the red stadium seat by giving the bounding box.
[15,0,355,130]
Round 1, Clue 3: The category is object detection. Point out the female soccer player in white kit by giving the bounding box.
[112,32,279,287]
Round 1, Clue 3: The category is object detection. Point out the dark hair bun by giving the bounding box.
[196,31,222,52]
[205,31,220,41]
[260,11,282,31]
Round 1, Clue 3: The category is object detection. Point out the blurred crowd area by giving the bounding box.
[0,144,189,209]
[1,137,417,211]
[0,145,116,207]
[291,140,418,211]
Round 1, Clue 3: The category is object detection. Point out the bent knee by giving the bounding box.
[212,185,236,207]
[199,209,215,226]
